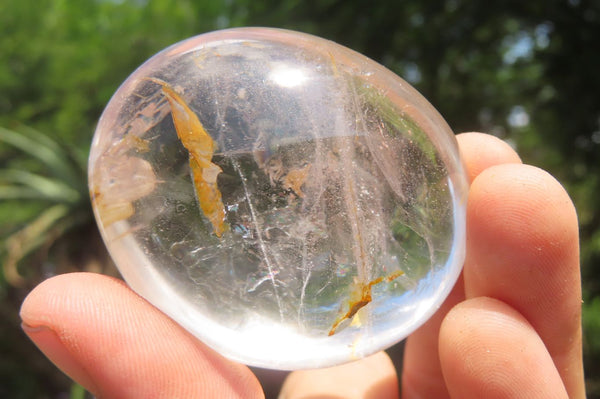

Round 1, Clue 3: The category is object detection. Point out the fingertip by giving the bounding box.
[280,352,398,399]
[20,273,132,396]
[467,163,579,276]
[456,132,521,183]
[20,272,127,326]
[21,323,100,394]
[20,272,263,399]
[439,297,568,399]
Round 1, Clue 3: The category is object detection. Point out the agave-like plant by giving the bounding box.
[0,125,93,286]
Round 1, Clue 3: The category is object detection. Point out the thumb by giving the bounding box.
[20,272,263,399]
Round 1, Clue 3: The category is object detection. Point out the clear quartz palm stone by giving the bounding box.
[89,27,468,370]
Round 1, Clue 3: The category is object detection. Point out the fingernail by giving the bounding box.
[22,323,98,394]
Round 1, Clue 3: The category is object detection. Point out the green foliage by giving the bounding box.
[0,0,240,148]
[584,296,600,358]
[69,383,87,399]
[0,125,89,286]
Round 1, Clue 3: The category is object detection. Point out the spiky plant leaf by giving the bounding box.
[0,169,81,202]
[0,126,84,190]
[0,125,91,286]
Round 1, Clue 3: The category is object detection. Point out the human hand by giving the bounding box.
[20,132,585,398]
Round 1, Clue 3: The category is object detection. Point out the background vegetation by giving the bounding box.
[1,0,599,397]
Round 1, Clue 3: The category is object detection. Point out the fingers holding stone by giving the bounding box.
[463,164,584,398]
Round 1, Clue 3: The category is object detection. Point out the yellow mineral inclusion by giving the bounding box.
[148,78,227,237]
[328,269,404,336]
[283,163,311,197]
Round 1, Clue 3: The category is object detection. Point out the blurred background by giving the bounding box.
[1,0,599,397]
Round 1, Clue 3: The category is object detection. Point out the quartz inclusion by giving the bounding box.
[89,27,467,369]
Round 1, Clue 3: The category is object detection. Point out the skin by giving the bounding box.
[20,132,585,398]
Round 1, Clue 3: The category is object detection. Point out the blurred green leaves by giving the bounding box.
[0,0,240,148]
[0,0,244,289]
[0,125,89,287]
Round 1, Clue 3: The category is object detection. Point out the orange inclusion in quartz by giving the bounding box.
[328,269,404,336]
[148,78,227,237]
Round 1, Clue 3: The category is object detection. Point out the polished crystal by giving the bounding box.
[89,27,468,370]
